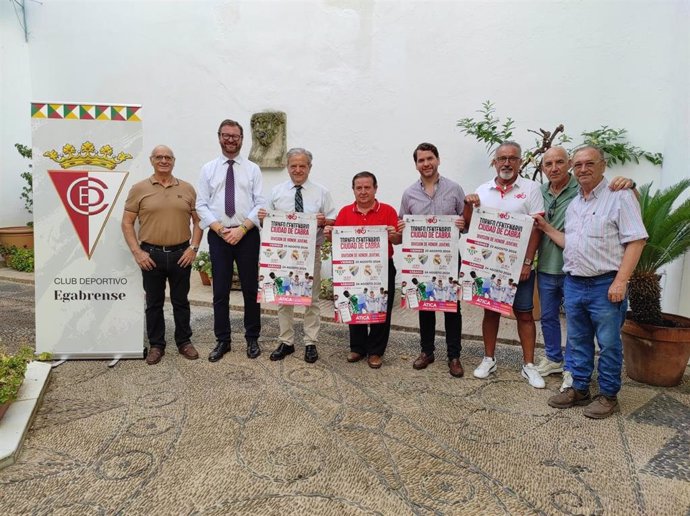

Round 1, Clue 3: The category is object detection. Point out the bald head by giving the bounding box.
[542,146,570,189]
[149,145,176,174]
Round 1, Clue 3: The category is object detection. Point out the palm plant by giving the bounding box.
[628,179,690,326]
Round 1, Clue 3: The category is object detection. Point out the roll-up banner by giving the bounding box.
[32,102,145,359]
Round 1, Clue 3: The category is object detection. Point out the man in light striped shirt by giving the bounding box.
[535,145,647,419]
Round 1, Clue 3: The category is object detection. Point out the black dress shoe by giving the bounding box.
[208,341,230,362]
[247,338,261,359]
[270,343,295,361]
[304,345,319,364]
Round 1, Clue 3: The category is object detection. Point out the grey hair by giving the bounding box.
[572,144,605,161]
[286,147,313,165]
[494,141,522,156]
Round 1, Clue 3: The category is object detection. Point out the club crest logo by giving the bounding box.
[44,141,131,258]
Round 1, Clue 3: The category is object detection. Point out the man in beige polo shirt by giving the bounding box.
[122,145,203,365]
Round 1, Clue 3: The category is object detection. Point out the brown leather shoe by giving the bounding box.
[548,387,591,409]
[413,352,434,370]
[448,358,464,378]
[347,352,364,363]
[583,394,619,419]
[146,346,164,365]
[178,343,199,360]
[367,355,382,369]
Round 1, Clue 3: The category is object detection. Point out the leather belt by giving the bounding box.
[141,241,189,252]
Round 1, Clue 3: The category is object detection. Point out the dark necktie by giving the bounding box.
[225,160,235,217]
[295,185,303,213]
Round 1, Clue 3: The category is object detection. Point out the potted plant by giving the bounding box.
[192,251,212,285]
[0,144,34,251]
[622,179,690,386]
[0,244,34,272]
[0,346,34,421]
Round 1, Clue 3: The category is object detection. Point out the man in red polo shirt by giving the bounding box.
[325,171,401,368]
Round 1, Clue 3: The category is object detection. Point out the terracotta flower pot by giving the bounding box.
[622,313,690,387]
[0,226,34,250]
[199,271,212,286]
[0,402,10,422]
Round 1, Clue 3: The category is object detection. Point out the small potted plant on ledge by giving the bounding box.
[0,144,34,251]
[192,251,212,285]
[622,179,690,387]
[0,346,34,421]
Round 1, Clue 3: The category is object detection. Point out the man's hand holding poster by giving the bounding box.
[459,206,533,315]
[400,215,460,312]
[332,226,388,324]
[258,211,317,306]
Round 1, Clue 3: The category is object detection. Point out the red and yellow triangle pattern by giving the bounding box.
[32,103,142,121]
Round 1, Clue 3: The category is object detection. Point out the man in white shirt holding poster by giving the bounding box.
[464,141,545,388]
[258,148,336,364]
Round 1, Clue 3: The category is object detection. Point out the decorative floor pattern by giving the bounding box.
[0,281,688,515]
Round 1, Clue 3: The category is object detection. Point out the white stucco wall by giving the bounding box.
[2,0,688,313]
[0,0,32,226]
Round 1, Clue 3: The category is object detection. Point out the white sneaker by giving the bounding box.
[522,363,546,389]
[560,371,573,392]
[473,357,497,379]
[536,357,564,377]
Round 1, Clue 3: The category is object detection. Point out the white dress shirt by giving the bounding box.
[196,154,265,229]
[269,178,337,245]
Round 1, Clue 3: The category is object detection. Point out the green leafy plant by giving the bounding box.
[192,251,212,277]
[581,127,663,166]
[15,143,33,223]
[319,277,333,301]
[0,345,34,405]
[457,100,516,153]
[0,245,34,272]
[628,180,690,326]
[457,101,661,182]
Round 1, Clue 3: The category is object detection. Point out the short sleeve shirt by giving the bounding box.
[124,175,196,245]
[538,174,579,274]
[563,178,648,277]
[475,175,545,215]
[334,200,398,258]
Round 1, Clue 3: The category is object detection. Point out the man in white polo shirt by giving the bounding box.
[464,141,545,388]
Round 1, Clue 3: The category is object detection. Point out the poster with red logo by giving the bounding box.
[32,102,145,358]
[400,215,460,312]
[257,211,317,306]
[331,226,388,324]
[459,206,533,316]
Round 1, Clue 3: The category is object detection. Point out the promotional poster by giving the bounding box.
[32,102,145,358]
[257,211,317,306]
[400,215,460,312]
[331,226,388,324]
[459,206,533,316]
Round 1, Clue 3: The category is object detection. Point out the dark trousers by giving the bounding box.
[419,303,462,359]
[141,245,192,349]
[208,229,261,343]
[349,260,396,357]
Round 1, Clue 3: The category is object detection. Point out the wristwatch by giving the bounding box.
[190,245,199,252]
[523,257,533,266]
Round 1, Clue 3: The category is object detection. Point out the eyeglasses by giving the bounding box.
[547,198,558,220]
[152,155,175,162]
[495,156,521,164]
[572,159,603,171]
[219,133,242,141]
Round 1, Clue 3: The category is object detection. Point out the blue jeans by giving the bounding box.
[564,273,627,397]
[538,272,565,364]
